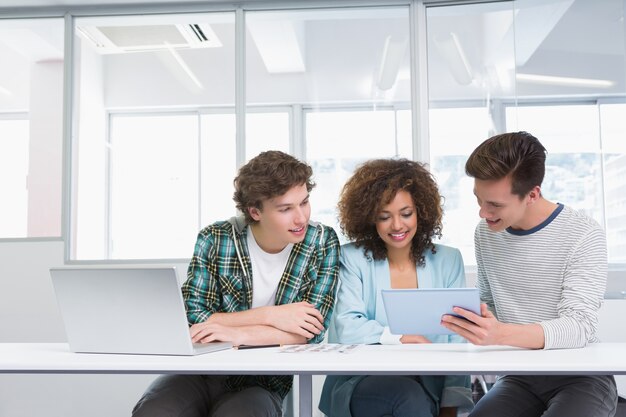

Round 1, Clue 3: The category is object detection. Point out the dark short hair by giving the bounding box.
[338,158,442,265]
[465,131,547,198]
[233,150,315,224]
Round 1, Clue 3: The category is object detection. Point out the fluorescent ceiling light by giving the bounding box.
[516,73,614,88]
[247,20,305,73]
[397,68,410,81]
[0,84,13,97]
[433,32,473,86]
[377,35,408,91]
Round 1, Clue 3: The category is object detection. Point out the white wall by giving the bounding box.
[0,374,156,417]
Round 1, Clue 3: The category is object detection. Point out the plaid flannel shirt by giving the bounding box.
[182,216,339,398]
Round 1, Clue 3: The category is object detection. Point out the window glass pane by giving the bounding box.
[429,107,491,265]
[426,2,515,266]
[427,2,515,105]
[0,18,64,238]
[510,0,626,267]
[306,109,411,238]
[0,119,29,237]
[602,103,626,263]
[506,104,603,225]
[426,0,626,271]
[200,112,237,225]
[246,7,412,237]
[396,109,413,158]
[246,111,290,161]
[110,114,198,260]
[200,111,289,227]
[512,0,625,100]
[246,7,411,106]
[73,13,235,259]
[601,103,626,154]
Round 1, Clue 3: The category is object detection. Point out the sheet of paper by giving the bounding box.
[280,343,360,354]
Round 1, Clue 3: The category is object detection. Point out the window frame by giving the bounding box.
[2,1,623,272]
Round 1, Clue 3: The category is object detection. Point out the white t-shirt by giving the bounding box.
[247,229,293,308]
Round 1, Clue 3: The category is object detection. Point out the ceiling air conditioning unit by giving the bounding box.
[76,23,222,54]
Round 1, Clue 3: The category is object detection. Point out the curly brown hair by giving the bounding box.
[338,158,443,265]
[233,150,315,224]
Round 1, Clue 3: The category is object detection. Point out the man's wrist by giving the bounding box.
[499,322,545,349]
[495,322,512,345]
[205,312,217,324]
[258,305,273,326]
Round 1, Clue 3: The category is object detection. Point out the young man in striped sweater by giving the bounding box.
[442,131,618,417]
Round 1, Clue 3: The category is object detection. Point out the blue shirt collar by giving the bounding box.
[506,203,564,236]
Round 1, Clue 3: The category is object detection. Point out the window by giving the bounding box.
[66,1,626,266]
[506,104,603,223]
[428,107,492,264]
[245,7,412,237]
[75,107,291,260]
[200,112,237,226]
[306,108,412,237]
[72,13,236,260]
[72,7,412,259]
[425,0,626,266]
[599,103,626,263]
[0,18,64,239]
[246,110,290,161]
[109,113,199,259]
[0,117,29,237]
[200,109,290,224]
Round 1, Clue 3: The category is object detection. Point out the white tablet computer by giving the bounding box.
[381,288,480,335]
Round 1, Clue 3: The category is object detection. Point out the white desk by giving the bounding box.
[2,343,626,417]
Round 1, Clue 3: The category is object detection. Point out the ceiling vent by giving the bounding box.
[76,23,222,54]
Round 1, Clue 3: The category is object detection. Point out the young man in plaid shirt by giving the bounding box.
[133,151,340,417]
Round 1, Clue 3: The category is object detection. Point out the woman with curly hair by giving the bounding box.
[318,158,473,417]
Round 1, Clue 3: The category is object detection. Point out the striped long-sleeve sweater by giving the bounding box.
[475,203,608,350]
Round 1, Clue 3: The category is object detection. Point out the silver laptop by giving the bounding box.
[381,288,480,335]
[50,267,232,355]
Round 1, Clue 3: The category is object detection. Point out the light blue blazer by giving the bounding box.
[318,242,474,417]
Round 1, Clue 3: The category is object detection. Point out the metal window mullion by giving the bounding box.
[197,111,203,231]
[410,0,430,164]
[235,7,246,167]
[105,112,113,260]
[291,104,304,159]
[597,101,609,235]
[63,13,75,261]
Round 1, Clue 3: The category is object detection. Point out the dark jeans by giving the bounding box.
[350,375,437,417]
[132,374,283,417]
[470,375,617,417]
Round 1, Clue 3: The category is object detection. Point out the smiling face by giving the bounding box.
[375,190,418,253]
[473,176,539,232]
[248,183,311,253]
